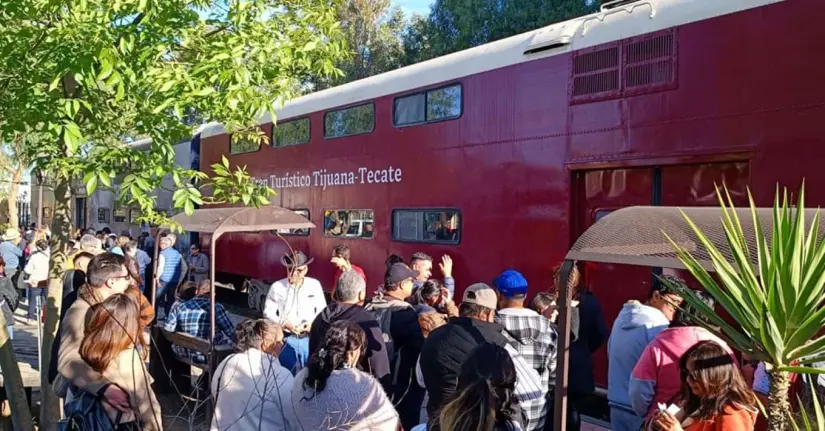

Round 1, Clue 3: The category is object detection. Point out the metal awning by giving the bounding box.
[565,205,825,271]
[553,204,825,430]
[151,204,314,417]
[167,205,315,236]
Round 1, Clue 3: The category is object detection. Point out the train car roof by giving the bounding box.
[199,0,779,138]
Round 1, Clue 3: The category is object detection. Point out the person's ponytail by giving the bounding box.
[439,379,497,431]
[302,320,366,398]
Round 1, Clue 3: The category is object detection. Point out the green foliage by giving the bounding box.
[309,0,407,90]
[0,0,347,227]
[666,184,825,371]
[790,377,824,431]
[666,184,825,430]
[402,0,598,65]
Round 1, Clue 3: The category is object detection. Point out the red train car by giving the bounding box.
[198,0,825,390]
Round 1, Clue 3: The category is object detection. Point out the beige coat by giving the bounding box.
[100,349,162,430]
[57,296,108,394]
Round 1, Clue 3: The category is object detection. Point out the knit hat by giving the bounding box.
[493,269,528,298]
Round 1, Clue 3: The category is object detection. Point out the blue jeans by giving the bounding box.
[155,280,177,315]
[27,287,45,320]
[279,335,309,374]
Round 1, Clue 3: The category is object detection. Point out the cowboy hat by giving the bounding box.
[281,250,314,268]
[2,228,20,241]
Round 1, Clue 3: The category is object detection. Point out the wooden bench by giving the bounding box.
[148,326,233,419]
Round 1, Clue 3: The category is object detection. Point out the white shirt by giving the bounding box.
[263,276,326,329]
[24,250,50,285]
[211,348,296,431]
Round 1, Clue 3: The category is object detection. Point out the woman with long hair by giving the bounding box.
[291,320,399,430]
[418,342,523,431]
[212,318,296,430]
[79,293,162,430]
[651,340,757,430]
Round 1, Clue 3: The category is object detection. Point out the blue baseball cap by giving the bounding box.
[494,269,528,298]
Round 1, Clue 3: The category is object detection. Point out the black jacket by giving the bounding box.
[309,302,391,387]
[419,316,510,418]
[568,292,607,394]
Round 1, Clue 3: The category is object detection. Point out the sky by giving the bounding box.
[394,0,432,16]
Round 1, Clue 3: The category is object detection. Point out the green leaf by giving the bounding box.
[98,171,111,188]
[99,59,113,80]
[160,80,175,93]
[85,175,98,196]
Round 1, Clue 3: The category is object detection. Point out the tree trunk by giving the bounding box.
[39,176,71,431]
[6,169,21,230]
[768,369,791,431]
[0,312,34,431]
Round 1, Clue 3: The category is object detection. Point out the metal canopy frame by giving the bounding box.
[552,205,825,430]
[150,205,314,366]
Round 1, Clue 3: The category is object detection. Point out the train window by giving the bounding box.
[324,209,374,239]
[97,208,110,223]
[391,209,460,244]
[427,84,462,121]
[393,84,463,126]
[273,118,310,147]
[324,103,374,138]
[271,209,311,236]
[394,93,426,126]
[229,134,261,155]
[129,209,141,224]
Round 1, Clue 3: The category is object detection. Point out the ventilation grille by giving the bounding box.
[571,46,620,99]
[625,33,676,89]
[626,33,674,64]
[570,30,677,104]
[574,47,619,74]
[573,70,619,96]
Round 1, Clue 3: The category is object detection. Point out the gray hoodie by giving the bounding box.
[607,301,669,411]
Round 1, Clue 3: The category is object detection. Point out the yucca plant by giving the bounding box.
[665,184,825,431]
[790,377,824,431]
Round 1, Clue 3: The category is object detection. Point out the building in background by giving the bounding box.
[30,136,199,242]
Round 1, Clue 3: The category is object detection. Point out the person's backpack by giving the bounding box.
[365,298,413,385]
[59,389,123,431]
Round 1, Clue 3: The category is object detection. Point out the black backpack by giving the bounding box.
[59,390,123,431]
[364,298,413,385]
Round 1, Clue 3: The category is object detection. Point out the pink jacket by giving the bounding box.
[628,326,733,418]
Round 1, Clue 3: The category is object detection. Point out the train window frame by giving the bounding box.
[272,117,311,148]
[393,83,464,128]
[322,209,375,240]
[229,133,262,155]
[391,207,462,245]
[270,209,311,237]
[323,103,375,139]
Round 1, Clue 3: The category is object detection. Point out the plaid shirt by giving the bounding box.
[163,296,236,363]
[496,308,559,431]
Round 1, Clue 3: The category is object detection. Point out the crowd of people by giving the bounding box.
[0,223,817,430]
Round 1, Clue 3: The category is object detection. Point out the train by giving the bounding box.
[106,0,825,395]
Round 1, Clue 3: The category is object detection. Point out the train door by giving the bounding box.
[572,160,749,390]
